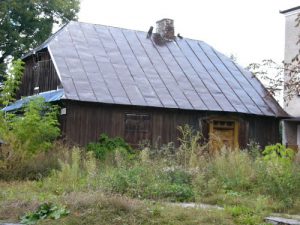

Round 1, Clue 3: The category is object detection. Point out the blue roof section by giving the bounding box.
[2,89,64,112]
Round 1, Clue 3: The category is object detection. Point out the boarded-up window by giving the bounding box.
[124,113,151,146]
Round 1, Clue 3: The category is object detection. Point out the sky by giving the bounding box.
[78,0,298,67]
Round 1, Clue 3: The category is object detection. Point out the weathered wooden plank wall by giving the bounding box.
[18,51,60,98]
[62,100,280,149]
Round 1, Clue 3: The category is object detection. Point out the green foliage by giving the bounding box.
[0,141,300,224]
[87,133,133,161]
[255,144,299,207]
[20,202,69,224]
[262,143,295,162]
[0,98,60,179]
[0,59,24,106]
[246,140,261,159]
[177,124,208,168]
[226,206,267,225]
[0,0,80,78]
[0,98,60,155]
[102,164,194,202]
[192,150,256,201]
[40,147,93,194]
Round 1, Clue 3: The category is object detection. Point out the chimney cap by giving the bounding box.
[156,18,174,23]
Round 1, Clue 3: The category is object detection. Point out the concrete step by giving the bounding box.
[265,216,300,225]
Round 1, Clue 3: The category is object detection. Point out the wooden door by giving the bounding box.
[209,119,238,152]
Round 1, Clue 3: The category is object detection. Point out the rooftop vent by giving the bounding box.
[156,18,175,41]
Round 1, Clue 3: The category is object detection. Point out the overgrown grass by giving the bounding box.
[1,127,300,224]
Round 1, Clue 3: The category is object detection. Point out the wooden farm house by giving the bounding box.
[3,19,288,149]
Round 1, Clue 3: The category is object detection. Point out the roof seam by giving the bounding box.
[232,63,277,116]
[211,48,264,115]
[105,26,135,105]
[142,35,194,108]
[108,27,148,106]
[62,27,82,101]
[134,32,180,108]
[76,23,100,102]
[164,40,210,110]
[196,41,237,112]
[95,25,132,104]
[90,25,116,104]
[178,40,223,111]
[122,30,164,107]
[200,43,251,113]
[150,39,195,110]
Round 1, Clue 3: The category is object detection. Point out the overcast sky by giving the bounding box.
[78,0,298,67]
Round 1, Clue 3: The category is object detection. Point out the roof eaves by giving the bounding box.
[1,89,64,112]
[280,6,300,14]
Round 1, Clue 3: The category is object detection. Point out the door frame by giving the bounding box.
[208,116,239,151]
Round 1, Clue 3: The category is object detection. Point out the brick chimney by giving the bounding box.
[156,18,175,41]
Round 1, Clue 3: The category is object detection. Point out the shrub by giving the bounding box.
[86,134,133,161]
[0,98,60,180]
[226,205,265,225]
[262,143,295,162]
[192,150,257,204]
[0,98,60,155]
[101,163,194,202]
[255,144,300,207]
[177,124,208,169]
[40,147,95,193]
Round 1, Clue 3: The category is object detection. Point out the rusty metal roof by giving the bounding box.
[41,21,287,117]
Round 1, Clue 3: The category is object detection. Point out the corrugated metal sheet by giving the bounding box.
[2,89,64,112]
[31,21,287,117]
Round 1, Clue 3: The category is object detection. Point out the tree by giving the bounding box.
[0,59,24,106]
[248,13,300,105]
[0,0,80,81]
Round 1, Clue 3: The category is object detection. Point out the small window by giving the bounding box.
[124,113,151,146]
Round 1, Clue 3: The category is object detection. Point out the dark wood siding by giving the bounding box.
[62,100,280,149]
[18,50,60,98]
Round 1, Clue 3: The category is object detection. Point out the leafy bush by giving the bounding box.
[262,143,295,162]
[86,134,133,161]
[255,144,300,207]
[0,98,60,180]
[20,202,69,224]
[0,98,60,155]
